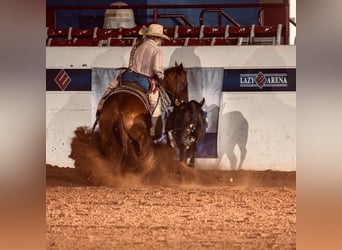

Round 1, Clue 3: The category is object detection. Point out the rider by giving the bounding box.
[120,23,170,143]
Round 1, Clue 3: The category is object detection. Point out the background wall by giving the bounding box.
[47,0,259,28]
[46,45,296,171]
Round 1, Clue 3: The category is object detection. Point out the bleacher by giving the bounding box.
[46,24,284,47]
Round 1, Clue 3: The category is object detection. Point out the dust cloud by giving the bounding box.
[69,126,201,187]
[62,126,296,189]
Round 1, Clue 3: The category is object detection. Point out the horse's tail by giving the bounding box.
[199,97,205,107]
[115,111,154,172]
[114,112,129,159]
[92,110,101,133]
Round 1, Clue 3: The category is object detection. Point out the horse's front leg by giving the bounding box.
[188,152,195,167]
[187,145,196,167]
[178,144,187,164]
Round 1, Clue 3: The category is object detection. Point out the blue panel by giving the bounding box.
[222,68,296,92]
[196,133,218,158]
[46,69,91,91]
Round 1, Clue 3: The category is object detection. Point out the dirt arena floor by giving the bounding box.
[46,127,296,249]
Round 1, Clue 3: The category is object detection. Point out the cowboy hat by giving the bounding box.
[138,23,170,40]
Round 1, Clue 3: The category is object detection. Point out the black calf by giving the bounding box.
[166,98,206,167]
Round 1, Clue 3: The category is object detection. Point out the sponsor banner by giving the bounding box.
[222,68,296,92]
[46,69,92,91]
[187,68,223,158]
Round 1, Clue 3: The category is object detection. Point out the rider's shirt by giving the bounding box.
[129,39,164,80]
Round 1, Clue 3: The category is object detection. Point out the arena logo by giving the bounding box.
[240,72,288,89]
[54,69,72,91]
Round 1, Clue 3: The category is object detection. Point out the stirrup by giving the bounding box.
[153,134,168,144]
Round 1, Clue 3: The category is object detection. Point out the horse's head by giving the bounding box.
[161,62,188,104]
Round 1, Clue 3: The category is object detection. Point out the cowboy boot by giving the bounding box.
[150,116,159,137]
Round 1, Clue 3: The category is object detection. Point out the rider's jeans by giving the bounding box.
[121,70,150,92]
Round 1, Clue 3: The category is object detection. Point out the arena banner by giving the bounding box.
[217,68,296,170]
[187,67,224,158]
[222,68,296,92]
[46,69,92,91]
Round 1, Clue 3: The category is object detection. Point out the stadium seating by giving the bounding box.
[161,38,187,46]
[94,28,122,39]
[174,25,201,39]
[250,24,283,45]
[47,27,71,40]
[46,38,73,46]
[70,28,96,39]
[46,24,284,47]
[107,37,137,46]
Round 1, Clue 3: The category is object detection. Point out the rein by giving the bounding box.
[162,85,176,100]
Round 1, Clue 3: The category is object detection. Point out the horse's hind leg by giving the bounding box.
[228,153,237,170]
[99,121,113,158]
[138,134,155,169]
[128,127,155,172]
[237,144,247,170]
[226,143,237,170]
[237,129,248,170]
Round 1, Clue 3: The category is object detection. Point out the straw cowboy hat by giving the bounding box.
[138,23,170,40]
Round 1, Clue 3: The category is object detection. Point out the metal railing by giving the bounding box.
[199,9,240,27]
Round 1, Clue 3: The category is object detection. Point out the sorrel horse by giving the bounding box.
[97,62,188,173]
